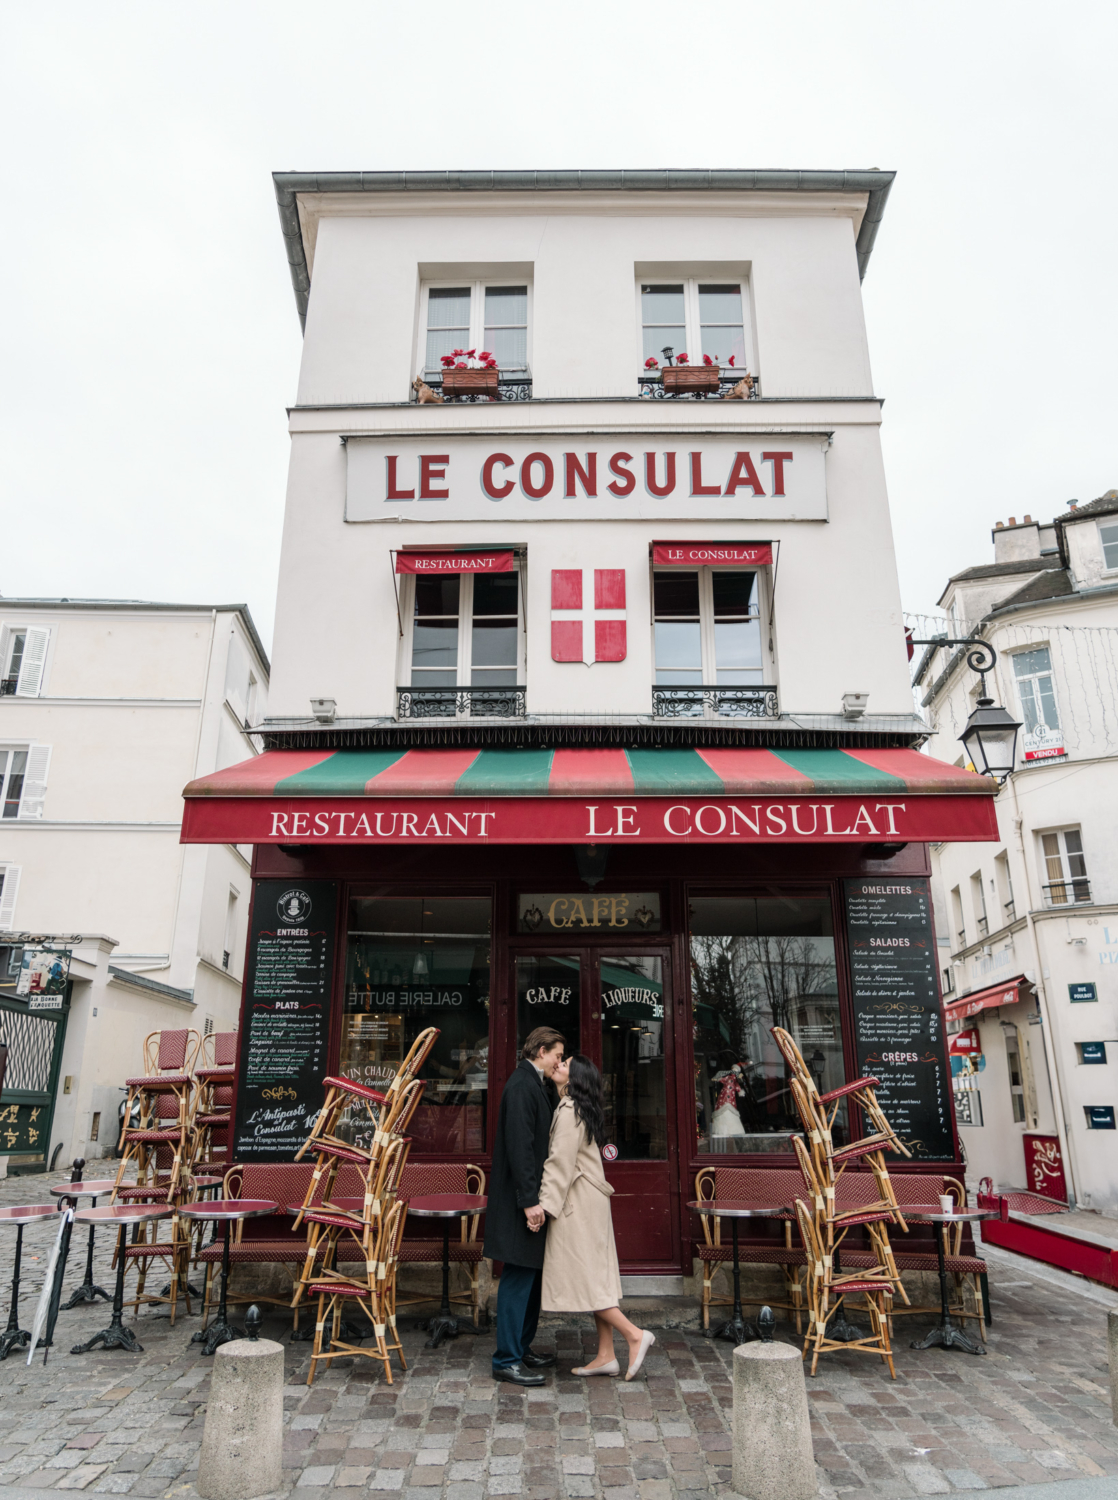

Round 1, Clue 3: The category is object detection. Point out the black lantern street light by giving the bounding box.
[909,635,1021,784]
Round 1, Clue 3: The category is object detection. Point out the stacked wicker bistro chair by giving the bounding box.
[110,1028,209,1325]
[286,1028,440,1382]
[191,1030,238,1176]
[773,1026,906,1377]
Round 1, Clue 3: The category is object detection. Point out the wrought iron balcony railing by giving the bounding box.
[397,686,527,720]
[412,371,532,403]
[1042,878,1092,907]
[976,915,989,937]
[0,677,17,696]
[652,685,778,719]
[638,371,762,401]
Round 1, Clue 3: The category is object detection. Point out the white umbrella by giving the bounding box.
[27,1208,72,1366]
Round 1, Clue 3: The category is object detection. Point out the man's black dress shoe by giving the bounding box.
[492,1363,546,1386]
[522,1349,557,1368]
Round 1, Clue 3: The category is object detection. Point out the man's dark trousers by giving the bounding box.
[493,1263,542,1369]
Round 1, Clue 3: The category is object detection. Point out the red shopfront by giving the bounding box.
[182,746,998,1277]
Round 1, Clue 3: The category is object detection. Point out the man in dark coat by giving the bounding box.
[484,1025,565,1384]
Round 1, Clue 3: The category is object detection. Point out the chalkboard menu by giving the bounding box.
[844,878,955,1162]
[232,879,338,1161]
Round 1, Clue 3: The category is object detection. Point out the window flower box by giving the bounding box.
[440,367,500,397]
[661,364,720,395]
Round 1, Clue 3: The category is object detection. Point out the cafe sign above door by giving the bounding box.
[518,893,661,934]
[345,434,829,523]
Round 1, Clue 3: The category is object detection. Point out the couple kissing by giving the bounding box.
[483,1026,655,1385]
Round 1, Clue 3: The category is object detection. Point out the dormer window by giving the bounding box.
[1099,520,1118,571]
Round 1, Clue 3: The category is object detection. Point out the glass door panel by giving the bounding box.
[600,955,667,1160]
[515,954,581,1059]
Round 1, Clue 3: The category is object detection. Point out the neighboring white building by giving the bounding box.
[0,598,269,1171]
[917,493,1118,1214]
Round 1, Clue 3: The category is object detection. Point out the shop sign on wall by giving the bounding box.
[844,878,955,1161]
[345,435,829,523]
[233,880,337,1162]
[518,893,661,933]
[17,947,71,998]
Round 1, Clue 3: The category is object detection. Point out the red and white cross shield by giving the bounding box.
[551,569,626,664]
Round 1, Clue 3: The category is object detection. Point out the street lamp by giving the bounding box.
[959,696,1021,783]
[908,633,1021,784]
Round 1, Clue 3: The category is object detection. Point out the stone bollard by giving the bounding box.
[733,1342,817,1500]
[1109,1307,1118,1426]
[198,1338,284,1500]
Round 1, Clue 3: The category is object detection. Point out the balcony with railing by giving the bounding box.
[1043,878,1092,907]
[411,370,532,403]
[0,677,18,697]
[652,685,779,719]
[976,915,989,938]
[1004,899,1016,922]
[638,370,762,401]
[397,686,526,720]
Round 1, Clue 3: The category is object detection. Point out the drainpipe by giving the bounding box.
[1009,778,1081,1204]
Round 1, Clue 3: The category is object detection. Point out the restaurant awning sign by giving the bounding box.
[345,435,829,523]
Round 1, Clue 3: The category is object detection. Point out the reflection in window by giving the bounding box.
[344,895,491,1153]
[601,956,667,1160]
[689,896,843,1153]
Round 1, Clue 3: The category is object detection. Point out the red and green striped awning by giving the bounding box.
[181,747,997,846]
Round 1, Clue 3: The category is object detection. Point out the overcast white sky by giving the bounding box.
[2,2,1115,653]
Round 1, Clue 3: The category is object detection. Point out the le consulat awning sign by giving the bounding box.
[344,435,828,522]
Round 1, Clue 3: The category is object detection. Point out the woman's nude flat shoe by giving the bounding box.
[571,1359,619,1377]
[625,1331,656,1381]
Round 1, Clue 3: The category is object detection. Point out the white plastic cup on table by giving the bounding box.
[939,1194,954,1213]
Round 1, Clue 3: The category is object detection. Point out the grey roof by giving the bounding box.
[273,168,896,328]
[108,966,194,1005]
[0,597,270,676]
[1057,491,1118,522]
[990,569,1075,613]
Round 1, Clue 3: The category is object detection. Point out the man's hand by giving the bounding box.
[525,1205,546,1231]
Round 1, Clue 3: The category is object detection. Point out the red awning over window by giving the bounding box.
[946,975,1032,1020]
[652,542,773,567]
[395,550,514,574]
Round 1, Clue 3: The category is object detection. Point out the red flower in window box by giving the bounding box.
[676,352,690,364]
[644,356,659,369]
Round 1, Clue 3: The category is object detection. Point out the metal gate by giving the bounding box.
[0,992,70,1169]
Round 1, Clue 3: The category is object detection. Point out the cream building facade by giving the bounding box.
[0,598,268,1170]
[918,493,1118,1214]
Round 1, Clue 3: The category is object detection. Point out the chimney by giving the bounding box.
[993,515,1042,564]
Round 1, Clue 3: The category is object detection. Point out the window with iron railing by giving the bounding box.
[400,569,525,719]
[1041,829,1091,907]
[652,567,775,717]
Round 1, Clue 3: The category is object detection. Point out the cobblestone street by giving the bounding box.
[0,1174,1116,1499]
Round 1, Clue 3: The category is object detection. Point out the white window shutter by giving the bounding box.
[0,866,20,929]
[19,745,51,819]
[16,627,50,697]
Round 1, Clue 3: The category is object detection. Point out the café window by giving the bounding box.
[343,894,491,1154]
[638,281,752,372]
[421,283,530,376]
[653,570,764,685]
[689,895,842,1154]
[406,571,523,690]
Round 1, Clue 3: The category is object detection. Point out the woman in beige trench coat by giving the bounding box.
[537,1054,655,1379]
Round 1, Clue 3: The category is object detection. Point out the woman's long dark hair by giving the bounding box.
[566,1053,608,1149]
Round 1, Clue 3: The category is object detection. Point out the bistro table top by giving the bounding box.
[407,1194,488,1218]
[75,1204,171,1226]
[50,1180,117,1198]
[190,1176,225,1188]
[177,1199,278,1223]
[0,1204,61,1225]
[687,1200,786,1219]
[906,1208,999,1225]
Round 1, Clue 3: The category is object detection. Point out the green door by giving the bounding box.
[0,990,70,1172]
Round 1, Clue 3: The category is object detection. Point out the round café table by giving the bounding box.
[688,1201,785,1345]
[50,1180,117,1309]
[70,1205,171,1355]
[407,1194,487,1348]
[0,1205,60,1360]
[907,1208,998,1356]
[180,1199,277,1355]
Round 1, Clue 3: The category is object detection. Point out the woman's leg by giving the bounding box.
[593,1305,645,1362]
